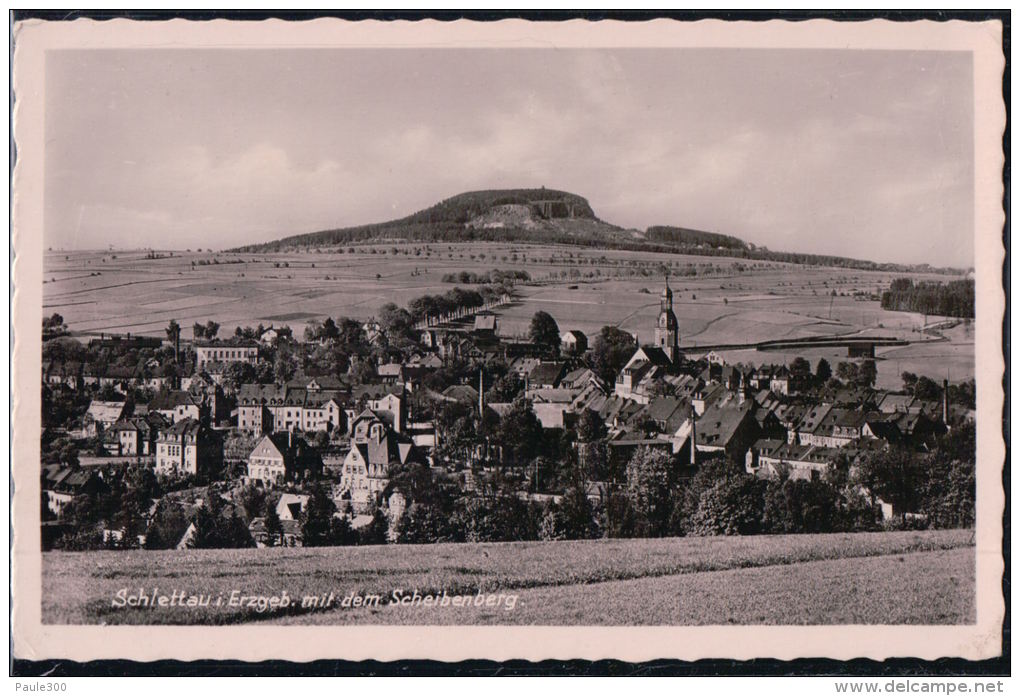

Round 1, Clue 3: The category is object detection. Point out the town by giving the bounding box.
[40,277,976,551]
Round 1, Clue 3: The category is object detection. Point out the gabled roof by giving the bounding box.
[694,399,755,448]
[161,417,205,439]
[149,390,201,411]
[250,433,287,461]
[86,400,128,423]
[473,313,497,331]
[441,384,479,405]
[795,403,834,434]
[528,361,567,386]
[377,363,404,377]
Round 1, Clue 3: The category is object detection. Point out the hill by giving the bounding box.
[229,187,960,274]
[232,188,632,253]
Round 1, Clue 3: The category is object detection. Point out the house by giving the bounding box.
[528,361,568,390]
[246,432,318,487]
[472,311,498,335]
[376,363,404,385]
[276,493,310,521]
[259,328,279,345]
[614,346,676,403]
[746,439,843,480]
[43,360,82,389]
[791,402,834,446]
[149,390,207,424]
[109,416,161,456]
[194,340,259,370]
[43,468,109,515]
[236,378,346,434]
[82,400,130,438]
[338,411,425,512]
[675,395,761,463]
[154,418,222,477]
[560,330,588,355]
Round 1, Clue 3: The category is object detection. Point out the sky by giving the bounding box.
[44,48,974,267]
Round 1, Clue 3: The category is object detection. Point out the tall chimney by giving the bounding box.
[942,378,950,424]
[478,368,484,417]
[689,404,697,467]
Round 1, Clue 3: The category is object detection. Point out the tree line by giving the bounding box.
[880,278,975,318]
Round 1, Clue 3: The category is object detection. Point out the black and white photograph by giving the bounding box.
[10,15,1006,667]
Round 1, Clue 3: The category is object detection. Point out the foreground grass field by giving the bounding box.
[42,530,974,626]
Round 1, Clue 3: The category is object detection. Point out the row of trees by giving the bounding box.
[441,269,531,285]
[881,278,975,318]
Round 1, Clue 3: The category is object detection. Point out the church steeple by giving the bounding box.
[655,276,680,364]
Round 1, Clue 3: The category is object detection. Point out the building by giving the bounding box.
[82,400,130,438]
[654,279,681,364]
[246,432,317,487]
[275,493,309,521]
[237,378,346,434]
[109,416,161,456]
[149,390,207,424]
[154,418,221,477]
[614,346,676,403]
[528,361,568,390]
[473,311,497,335]
[338,411,425,512]
[560,330,588,356]
[194,340,259,370]
[42,468,109,516]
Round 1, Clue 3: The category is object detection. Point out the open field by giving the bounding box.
[44,243,971,387]
[41,530,974,626]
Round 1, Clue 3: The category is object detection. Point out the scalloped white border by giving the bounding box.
[10,17,1006,663]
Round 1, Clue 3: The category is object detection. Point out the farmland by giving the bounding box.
[42,529,974,625]
[43,242,972,389]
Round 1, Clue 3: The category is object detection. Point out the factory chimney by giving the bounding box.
[942,378,950,426]
[689,404,698,467]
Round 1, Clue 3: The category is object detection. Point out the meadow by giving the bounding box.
[41,529,974,626]
[43,243,971,389]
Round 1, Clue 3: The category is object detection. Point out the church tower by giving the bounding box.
[655,278,680,364]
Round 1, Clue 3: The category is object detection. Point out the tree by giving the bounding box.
[761,477,840,534]
[913,376,941,401]
[379,303,413,343]
[358,502,389,545]
[815,358,832,383]
[494,397,543,467]
[192,322,206,339]
[529,311,561,352]
[485,372,523,403]
[203,321,220,340]
[222,361,257,392]
[921,422,975,528]
[836,361,858,383]
[397,502,455,543]
[263,500,283,547]
[300,485,337,547]
[591,325,636,384]
[625,447,679,537]
[854,447,927,518]
[857,359,877,388]
[686,475,767,536]
[789,357,811,378]
[144,500,191,549]
[165,320,181,363]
